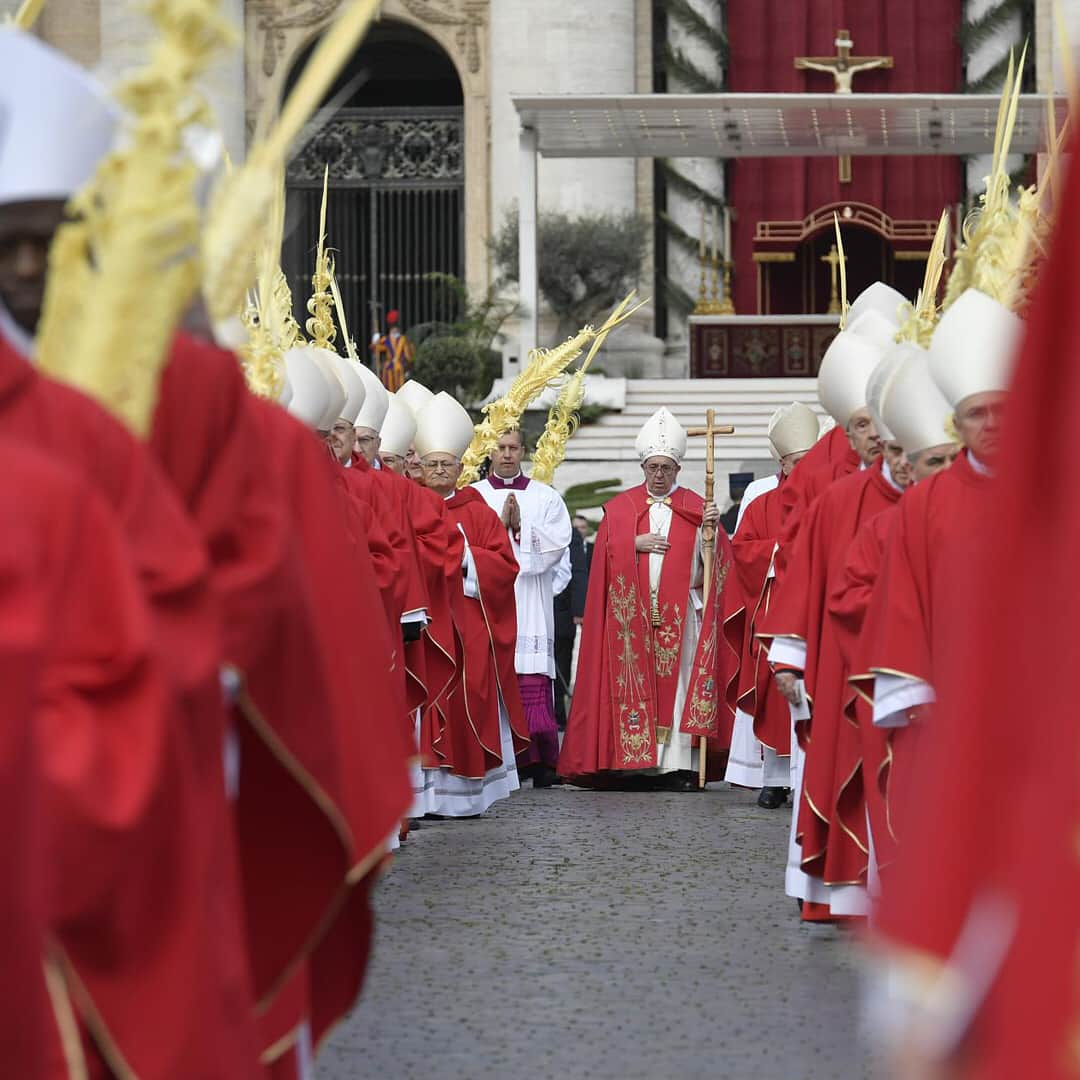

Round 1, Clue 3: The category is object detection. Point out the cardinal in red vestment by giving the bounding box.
[0,437,264,1078]
[559,407,738,790]
[867,239,1076,1073]
[412,391,527,816]
[831,350,959,880]
[758,318,897,918]
[726,401,820,807]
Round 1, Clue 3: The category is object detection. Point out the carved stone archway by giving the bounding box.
[245,0,490,295]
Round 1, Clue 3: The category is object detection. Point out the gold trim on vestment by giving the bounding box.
[834,758,870,856]
[260,1023,301,1065]
[51,945,136,1080]
[43,946,89,1080]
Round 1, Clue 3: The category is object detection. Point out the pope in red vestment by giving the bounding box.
[559,408,736,788]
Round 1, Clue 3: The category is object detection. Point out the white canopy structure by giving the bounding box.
[512,91,1067,353]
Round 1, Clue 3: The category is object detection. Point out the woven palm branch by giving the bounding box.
[456,293,645,487]
[897,209,950,347]
[943,45,1027,313]
[530,298,647,484]
[36,0,235,436]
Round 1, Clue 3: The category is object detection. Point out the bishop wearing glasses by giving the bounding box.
[559,408,738,790]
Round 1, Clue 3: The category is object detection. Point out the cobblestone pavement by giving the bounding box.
[318,783,879,1080]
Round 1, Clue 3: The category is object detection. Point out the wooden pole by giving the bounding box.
[686,409,734,789]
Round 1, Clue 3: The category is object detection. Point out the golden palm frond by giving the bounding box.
[530,299,644,484]
[36,0,235,435]
[456,293,646,487]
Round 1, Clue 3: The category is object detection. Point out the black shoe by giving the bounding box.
[757,786,787,809]
[669,774,700,793]
[533,766,560,788]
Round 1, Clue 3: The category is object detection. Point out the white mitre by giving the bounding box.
[865,347,911,442]
[0,30,117,206]
[929,288,1022,408]
[847,281,908,330]
[304,346,347,430]
[846,308,901,353]
[380,394,417,457]
[327,351,366,425]
[817,329,887,428]
[880,346,955,456]
[635,406,687,463]
[396,379,435,418]
[414,391,475,460]
[353,361,391,431]
[768,401,820,459]
[283,346,331,429]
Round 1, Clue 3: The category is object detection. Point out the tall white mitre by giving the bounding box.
[304,347,347,431]
[880,346,955,456]
[817,328,888,428]
[768,401,820,459]
[0,29,117,206]
[380,395,417,457]
[396,379,435,418]
[846,281,908,331]
[282,346,331,429]
[865,346,912,442]
[929,288,1022,408]
[327,350,366,425]
[353,361,390,431]
[414,391,475,460]
[635,406,687,463]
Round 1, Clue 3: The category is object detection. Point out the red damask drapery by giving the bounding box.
[726,0,964,314]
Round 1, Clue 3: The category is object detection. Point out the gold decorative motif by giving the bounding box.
[611,575,653,765]
[653,603,683,679]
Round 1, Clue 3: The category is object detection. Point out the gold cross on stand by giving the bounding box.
[686,408,735,788]
[820,242,847,314]
[794,29,893,183]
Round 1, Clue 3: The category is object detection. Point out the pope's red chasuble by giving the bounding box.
[559,484,738,780]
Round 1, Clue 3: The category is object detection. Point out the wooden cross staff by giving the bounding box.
[686,408,736,788]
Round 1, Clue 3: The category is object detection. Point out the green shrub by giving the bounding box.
[411,336,499,405]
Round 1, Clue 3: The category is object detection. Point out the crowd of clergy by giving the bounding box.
[1,7,1076,1079]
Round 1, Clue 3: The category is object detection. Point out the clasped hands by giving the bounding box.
[501,493,522,541]
[634,501,718,555]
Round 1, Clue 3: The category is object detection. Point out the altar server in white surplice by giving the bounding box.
[474,428,571,787]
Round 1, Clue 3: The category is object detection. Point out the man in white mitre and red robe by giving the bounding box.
[758,309,898,920]
[559,407,738,790]
[725,402,820,807]
[414,392,529,815]
[474,427,572,788]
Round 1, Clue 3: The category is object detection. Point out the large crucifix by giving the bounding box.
[686,408,735,788]
[795,29,894,183]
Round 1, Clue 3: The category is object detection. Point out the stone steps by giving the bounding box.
[565,377,824,462]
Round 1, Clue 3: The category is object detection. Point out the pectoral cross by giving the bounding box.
[821,243,847,315]
[686,408,736,790]
[795,30,894,183]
